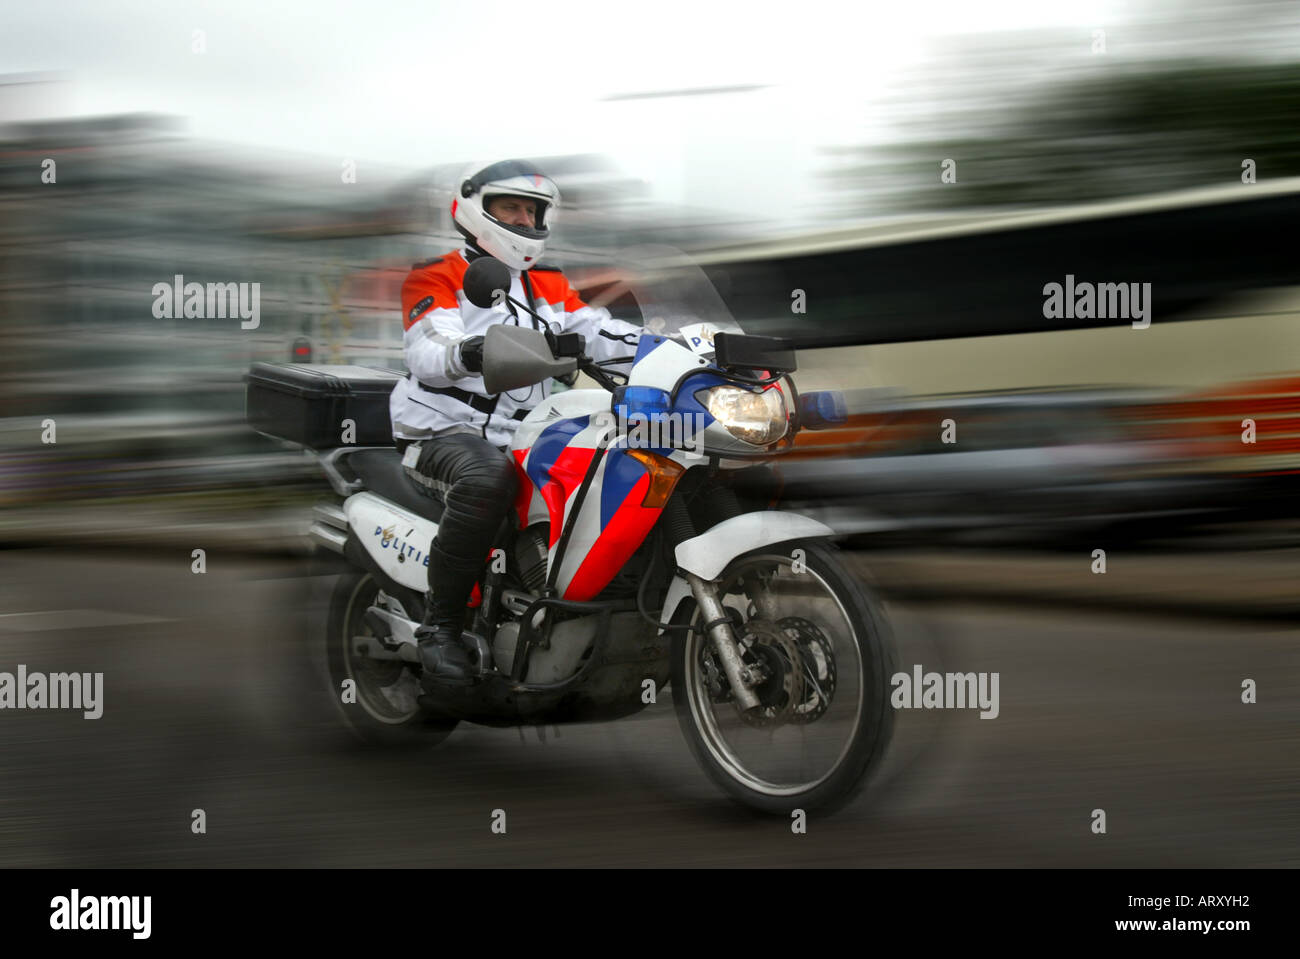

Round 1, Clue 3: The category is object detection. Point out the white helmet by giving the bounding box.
[452,159,561,271]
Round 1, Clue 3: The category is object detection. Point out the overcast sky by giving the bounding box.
[4,0,1121,219]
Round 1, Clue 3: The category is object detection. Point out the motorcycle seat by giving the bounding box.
[343,448,444,522]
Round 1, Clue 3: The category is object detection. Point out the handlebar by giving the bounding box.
[576,356,626,392]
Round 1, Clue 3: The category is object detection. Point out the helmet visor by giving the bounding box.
[481,191,553,237]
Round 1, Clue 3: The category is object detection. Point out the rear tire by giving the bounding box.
[325,569,459,748]
[670,540,895,815]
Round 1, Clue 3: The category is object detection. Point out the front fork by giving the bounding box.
[684,572,763,712]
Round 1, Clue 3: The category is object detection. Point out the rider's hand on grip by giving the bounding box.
[458,335,486,374]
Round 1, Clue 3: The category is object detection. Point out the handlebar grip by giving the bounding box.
[553,332,585,357]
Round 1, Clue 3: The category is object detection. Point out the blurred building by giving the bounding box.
[0,105,744,527]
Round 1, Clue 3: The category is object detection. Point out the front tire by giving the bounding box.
[670,540,895,815]
[325,569,459,747]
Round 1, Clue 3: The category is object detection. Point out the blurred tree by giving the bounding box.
[827,58,1300,213]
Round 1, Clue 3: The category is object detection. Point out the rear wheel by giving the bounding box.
[671,540,895,815]
[325,570,459,747]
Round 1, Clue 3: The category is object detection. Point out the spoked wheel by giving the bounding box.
[671,540,895,815]
[325,570,458,747]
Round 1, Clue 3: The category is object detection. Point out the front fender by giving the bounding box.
[658,512,834,634]
[676,512,833,580]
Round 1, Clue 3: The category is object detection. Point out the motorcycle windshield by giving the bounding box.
[610,244,744,356]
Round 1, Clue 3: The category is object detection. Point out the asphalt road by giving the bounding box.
[0,547,1295,868]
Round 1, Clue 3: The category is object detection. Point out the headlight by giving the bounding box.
[701,385,788,446]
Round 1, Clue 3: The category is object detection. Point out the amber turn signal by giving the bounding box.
[624,448,686,509]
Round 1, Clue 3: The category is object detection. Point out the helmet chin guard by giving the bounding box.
[452,159,561,271]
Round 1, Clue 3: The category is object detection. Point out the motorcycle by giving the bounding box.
[246,247,896,815]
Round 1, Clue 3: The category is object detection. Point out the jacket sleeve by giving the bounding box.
[554,277,642,370]
[400,271,473,387]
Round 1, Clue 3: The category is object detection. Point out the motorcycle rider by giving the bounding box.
[390,158,643,689]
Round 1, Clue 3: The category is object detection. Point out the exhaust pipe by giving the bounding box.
[313,503,348,530]
[309,522,348,554]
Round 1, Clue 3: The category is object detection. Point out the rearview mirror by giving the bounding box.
[464,257,512,309]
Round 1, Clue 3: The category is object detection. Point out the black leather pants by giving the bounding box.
[401,433,518,621]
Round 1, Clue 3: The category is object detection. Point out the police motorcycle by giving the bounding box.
[246,248,896,814]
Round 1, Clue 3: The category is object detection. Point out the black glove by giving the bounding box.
[458,335,485,374]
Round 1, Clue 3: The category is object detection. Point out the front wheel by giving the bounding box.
[670,540,895,815]
[325,569,459,747]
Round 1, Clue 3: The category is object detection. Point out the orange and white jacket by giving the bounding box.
[389,248,643,448]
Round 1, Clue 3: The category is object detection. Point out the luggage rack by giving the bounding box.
[315,445,384,497]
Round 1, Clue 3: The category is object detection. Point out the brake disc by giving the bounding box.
[779,616,838,724]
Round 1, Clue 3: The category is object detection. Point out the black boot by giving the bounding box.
[415,617,474,687]
[415,549,482,689]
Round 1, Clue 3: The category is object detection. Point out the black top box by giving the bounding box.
[245,363,404,449]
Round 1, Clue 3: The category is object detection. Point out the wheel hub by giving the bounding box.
[347,604,422,722]
[736,620,805,728]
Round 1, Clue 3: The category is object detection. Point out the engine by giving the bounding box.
[513,525,549,594]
